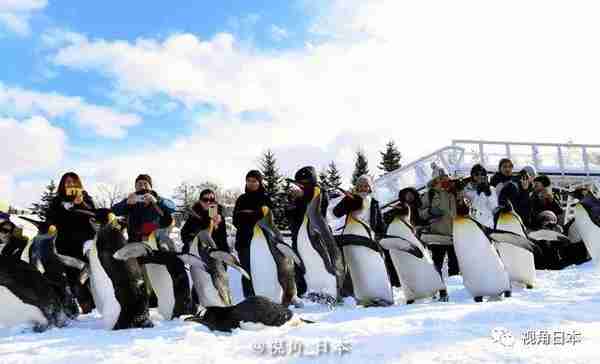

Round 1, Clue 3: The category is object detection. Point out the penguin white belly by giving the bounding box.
[191,269,225,307]
[386,220,445,301]
[343,245,392,304]
[145,264,175,320]
[390,252,444,301]
[87,242,121,329]
[20,239,32,263]
[495,216,536,286]
[189,243,225,308]
[0,286,47,329]
[574,205,600,264]
[453,217,510,297]
[250,232,282,304]
[296,219,337,297]
[342,219,392,304]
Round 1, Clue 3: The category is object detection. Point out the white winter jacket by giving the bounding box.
[464,182,498,228]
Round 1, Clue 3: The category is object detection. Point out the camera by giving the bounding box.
[208,205,218,218]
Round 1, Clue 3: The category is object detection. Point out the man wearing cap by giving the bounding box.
[112,174,176,242]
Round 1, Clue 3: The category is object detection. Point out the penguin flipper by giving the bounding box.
[55,253,86,270]
[113,242,153,260]
[276,243,303,267]
[379,236,424,259]
[488,230,539,254]
[209,251,251,280]
[527,229,569,243]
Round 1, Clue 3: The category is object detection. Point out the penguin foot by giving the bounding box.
[305,292,337,307]
[474,296,484,303]
[504,290,512,298]
[32,323,49,333]
[406,299,415,305]
[526,284,534,289]
[438,289,449,302]
[362,298,393,307]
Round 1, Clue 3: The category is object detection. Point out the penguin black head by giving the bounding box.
[94,208,114,226]
[497,201,514,214]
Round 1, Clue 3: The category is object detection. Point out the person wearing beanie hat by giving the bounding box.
[285,165,329,296]
[419,168,463,277]
[333,175,390,295]
[530,174,563,229]
[112,173,176,243]
[464,164,497,228]
[232,169,273,298]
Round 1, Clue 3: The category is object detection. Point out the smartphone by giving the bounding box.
[66,187,82,197]
[208,205,218,218]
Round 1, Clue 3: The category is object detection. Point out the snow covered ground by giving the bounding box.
[2,262,599,364]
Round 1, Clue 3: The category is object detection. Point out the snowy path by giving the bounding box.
[2,263,599,364]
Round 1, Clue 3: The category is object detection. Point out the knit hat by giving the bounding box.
[294,166,318,185]
[245,170,264,183]
[534,175,551,188]
[135,174,153,187]
[521,165,537,178]
[355,174,374,192]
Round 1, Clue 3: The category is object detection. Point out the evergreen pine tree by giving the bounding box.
[31,180,57,220]
[326,161,343,189]
[259,150,288,230]
[378,140,402,174]
[260,150,283,200]
[352,150,370,187]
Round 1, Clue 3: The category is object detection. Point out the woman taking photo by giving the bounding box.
[181,188,229,253]
[46,171,96,313]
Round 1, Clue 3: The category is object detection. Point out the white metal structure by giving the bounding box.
[374,140,600,208]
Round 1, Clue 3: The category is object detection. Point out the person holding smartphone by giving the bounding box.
[45,171,96,312]
[233,170,272,298]
[180,188,229,253]
[112,174,176,243]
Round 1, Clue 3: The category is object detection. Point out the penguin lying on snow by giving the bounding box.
[186,295,314,333]
[0,256,73,332]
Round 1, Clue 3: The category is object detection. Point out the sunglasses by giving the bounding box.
[201,197,216,203]
[473,172,487,177]
[0,228,12,234]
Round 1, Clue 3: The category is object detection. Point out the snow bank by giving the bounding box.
[1,263,599,364]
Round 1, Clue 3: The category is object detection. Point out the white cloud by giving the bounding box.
[0,0,47,36]
[270,25,289,42]
[24,0,600,202]
[0,116,66,206]
[0,83,142,138]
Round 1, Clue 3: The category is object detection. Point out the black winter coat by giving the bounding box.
[232,190,273,252]
[181,203,229,253]
[46,192,96,259]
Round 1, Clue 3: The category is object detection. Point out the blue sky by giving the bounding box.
[1,1,313,157]
[2,1,600,207]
